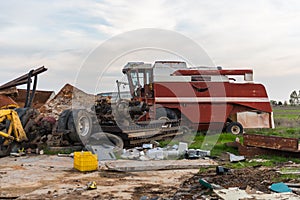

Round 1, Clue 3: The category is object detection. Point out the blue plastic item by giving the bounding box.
[270,182,292,193]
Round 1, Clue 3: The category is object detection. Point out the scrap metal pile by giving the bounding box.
[0,68,181,157]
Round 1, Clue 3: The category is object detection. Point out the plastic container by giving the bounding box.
[74,151,98,172]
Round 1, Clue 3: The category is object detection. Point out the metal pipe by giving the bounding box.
[27,75,37,108]
[24,70,34,108]
[0,66,47,91]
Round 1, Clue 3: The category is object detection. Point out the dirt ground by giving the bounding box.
[1,155,299,200]
[0,155,199,200]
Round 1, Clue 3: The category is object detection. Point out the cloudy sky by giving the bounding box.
[0,0,299,101]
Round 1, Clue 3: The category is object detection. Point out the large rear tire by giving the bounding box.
[67,109,93,145]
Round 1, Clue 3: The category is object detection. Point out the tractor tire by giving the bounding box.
[226,122,243,135]
[67,109,93,145]
[0,139,13,157]
[14,108,39,134]
[156,107,178,121]
[15,108,39,127]
[57,109,72,131]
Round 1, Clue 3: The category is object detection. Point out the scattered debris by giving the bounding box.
[10,152,26,157]
[199,179,213,189]
[120,142,210,162]
[87,181,97,190]
[57,153,74,157]
[214,187,253,200]
[249,158,270,163]
[185,149,210,159]
[86,144,116,161]
[214,187,300,200]
[228,152,245,162]
[142,144,153,149]
[216,166,231,175]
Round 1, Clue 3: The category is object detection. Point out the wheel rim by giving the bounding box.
[158,116,170,121]
[78,116,90,137]
[231,125,241,135]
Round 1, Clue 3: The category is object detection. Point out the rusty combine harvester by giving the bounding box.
[59,61,274,147]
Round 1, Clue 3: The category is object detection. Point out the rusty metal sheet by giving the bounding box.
[12,89,54,109]
[0,94,18,108]
[238,144,300,158]
[243,134,299,151]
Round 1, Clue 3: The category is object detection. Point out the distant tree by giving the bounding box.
[270,100,277,106]
[284,101,288,106]
[289,90,298,106]
[278,101,283,106]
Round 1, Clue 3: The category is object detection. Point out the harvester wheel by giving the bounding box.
[67,109,93,145]
[226,122,243,135]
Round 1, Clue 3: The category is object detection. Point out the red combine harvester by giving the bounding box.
[61,61,273,147]
[121,61,274,135]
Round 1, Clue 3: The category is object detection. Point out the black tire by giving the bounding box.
[0,138,13,157]
[226,122,243,135]
[67,109,93,145]
[57,109,72,131]
[15,108,39,127]
[156,107,178,121]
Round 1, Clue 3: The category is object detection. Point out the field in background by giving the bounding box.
[273,105,300,121]
[249,105,300,138]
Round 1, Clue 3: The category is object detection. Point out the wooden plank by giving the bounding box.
[105,159,217,172]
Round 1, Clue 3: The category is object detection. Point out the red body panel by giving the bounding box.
[152,81,272,128]
[173,69,253,76]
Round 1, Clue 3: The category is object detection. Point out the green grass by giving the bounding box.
[250,127,300,138]
[273,174,300,182]
[273,106,300,120]
[259,155,300,164]
[274,114,300,120]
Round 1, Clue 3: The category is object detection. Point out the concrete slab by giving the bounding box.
[104,159,218,172]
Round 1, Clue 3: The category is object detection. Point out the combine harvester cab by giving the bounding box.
[123,61,274,135]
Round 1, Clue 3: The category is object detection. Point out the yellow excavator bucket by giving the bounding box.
[0,109,28,143]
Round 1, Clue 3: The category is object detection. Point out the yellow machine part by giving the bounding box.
[0,109,28,144]
[0,104,19,109]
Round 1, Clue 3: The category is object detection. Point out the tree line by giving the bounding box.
[271,90,300,106]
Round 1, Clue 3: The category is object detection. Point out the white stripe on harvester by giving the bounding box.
[155,97,270,103]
